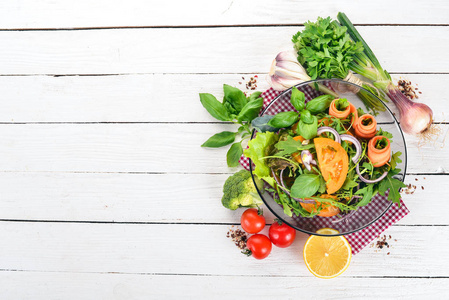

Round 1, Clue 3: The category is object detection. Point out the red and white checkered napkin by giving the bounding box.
[239,87,409,254]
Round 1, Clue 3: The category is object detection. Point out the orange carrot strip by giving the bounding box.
[329,99,351,119]
[292,135,305,163]
[354,114,377,139]
[367,136,391,167]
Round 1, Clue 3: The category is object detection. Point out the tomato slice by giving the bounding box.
[314,137,349,194]
[300,194,340,217]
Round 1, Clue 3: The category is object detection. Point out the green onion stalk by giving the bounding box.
[292,17,389,115]
[337,12,434,135]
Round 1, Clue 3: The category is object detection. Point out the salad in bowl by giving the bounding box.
[245,79,407,236]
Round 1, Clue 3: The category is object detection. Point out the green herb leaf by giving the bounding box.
[223,84,247,115]
[306,95,334,114]
[248,91,263,102]
[275,135,315,156]
[376,128,394,140]
[335,98,349,111]
[199,93,230,121]
[237,97,264,122]
[201,131,236,148]
[244,132,278,179]
[318,176,327,193]
[300,110,314,124]
[291,87,306,112]
[267,111,299,128]
[355,185,374,207]
[390,151,403,170]
[296,116,318,139]
[378,169,407,205]
[291,173,321,198]
[226,142,243,167]
[251,115,278,133]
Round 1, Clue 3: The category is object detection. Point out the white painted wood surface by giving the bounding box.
[0,1,448,299]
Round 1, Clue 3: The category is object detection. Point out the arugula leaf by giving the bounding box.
[390,151,403,170]
[267,111,299,128]
[274,135,315,156]
[199,93,230,121]
[201,131,236,148]
[378,168,407,205]
[296,116,318,139]
[355,184,374,207]
[291,173,321,198]
[341,177,358,190]
[376,128,394,140]
[223,84,247,115]
[290,87,306,112]
[226,142,243,167]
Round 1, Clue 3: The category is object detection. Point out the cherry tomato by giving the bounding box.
[269,220,296,248]
[246,234,272,260]
[240,208,265,234]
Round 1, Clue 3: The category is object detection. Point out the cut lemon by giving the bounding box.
[303,230,352,279]
[316,228,340,235]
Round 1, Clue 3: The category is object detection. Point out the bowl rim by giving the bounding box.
[249,78,408,237]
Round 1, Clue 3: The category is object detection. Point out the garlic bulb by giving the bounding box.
[267,50,311,91]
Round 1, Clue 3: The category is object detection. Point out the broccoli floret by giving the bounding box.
[221,169,264,210]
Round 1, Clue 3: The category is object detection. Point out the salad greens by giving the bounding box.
[244,89,406,219]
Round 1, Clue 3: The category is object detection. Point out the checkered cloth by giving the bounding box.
[239,86,409,254]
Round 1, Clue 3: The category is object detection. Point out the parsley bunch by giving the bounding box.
[292,17,363,80]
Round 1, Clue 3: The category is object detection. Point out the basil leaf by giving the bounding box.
[248,91,263,102]
[267,111,299,128]
[223,84,247,114]
[201,131,236,148]
[291,87,305,112]
[251,115,278,133]
[199,93,230,121]
[297,116,318,139]
[300,110,314,124]
[291,173,321,198]
[305,95,334,114]
[227,142,243,167]
[237,97,263,122]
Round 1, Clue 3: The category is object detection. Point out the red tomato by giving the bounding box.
[240,208,265,234]
[246,234,272,260]
[269,220,296,248]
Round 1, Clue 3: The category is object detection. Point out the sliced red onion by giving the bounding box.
[340,134,362,164]
[317,126,341,143]
[300,150,317,171]
[332,209,357,223]
[356,163,388,184]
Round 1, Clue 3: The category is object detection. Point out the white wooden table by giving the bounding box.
[0,1,448,299]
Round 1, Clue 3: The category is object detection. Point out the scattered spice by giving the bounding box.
[372,234,394,251]
[397,79,420,100]
[401,183,417,195]
[246,76,258,90]
[226,226,248,250]
[421,186,425,190]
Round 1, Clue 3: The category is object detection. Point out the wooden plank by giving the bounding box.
[0,73,445,122]
[0,26,447,75]
[0,271,447,299]
[0,172,440,225]
[0,222,446,277]
[0,123,445,174]
[0,0,447,28]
